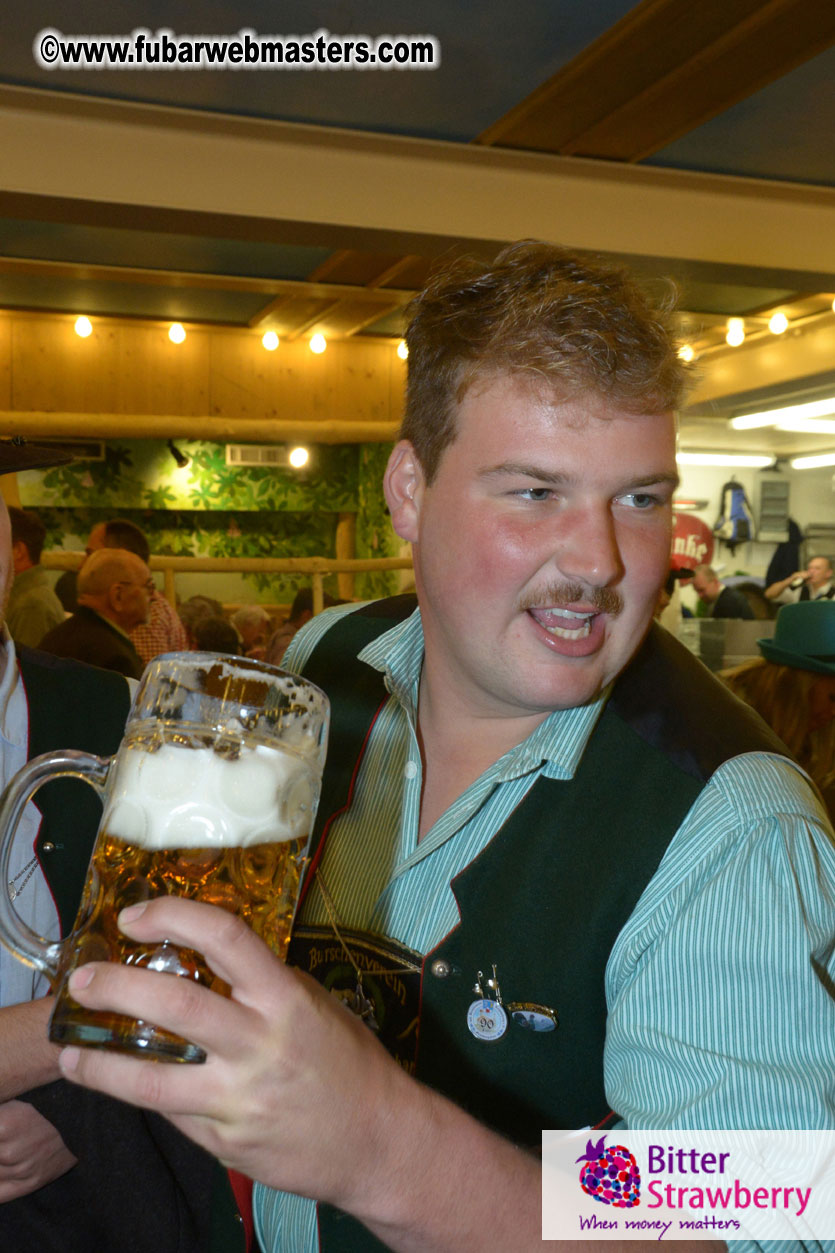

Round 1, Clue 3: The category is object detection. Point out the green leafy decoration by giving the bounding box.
[23,437,396,605]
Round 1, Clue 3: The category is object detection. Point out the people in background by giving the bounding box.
[178,594,225,648]
[691,562,754,618]
[765,554,835,603]
[38,549,150,679]
[721,600,835,820]
[0,439,241,1251]
[5,508,65,647]
[86,519,189,663]
[264,588,338,667]
[193,615,241,655]
[230,604,272,659]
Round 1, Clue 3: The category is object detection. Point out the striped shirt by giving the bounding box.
[255,604,835,1253]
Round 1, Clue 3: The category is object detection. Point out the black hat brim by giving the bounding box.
[0,438,74,474]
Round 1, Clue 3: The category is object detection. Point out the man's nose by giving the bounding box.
[551,505,623,587]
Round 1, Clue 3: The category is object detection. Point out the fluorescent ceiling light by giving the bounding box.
[730,397,835,429]
[677,452,772,468]
[790,452,835,470]
[774,418,835,434]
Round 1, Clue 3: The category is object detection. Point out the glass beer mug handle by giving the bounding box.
[0,749,110,981]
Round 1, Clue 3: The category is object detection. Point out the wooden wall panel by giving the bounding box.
[209,334,319,422]
[208,334,401,426]
[10,315,210,417]
[0,315,11,411]
[116,323,210,416]
[2,313,405,435]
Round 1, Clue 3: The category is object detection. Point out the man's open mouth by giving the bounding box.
[527,606,595,640]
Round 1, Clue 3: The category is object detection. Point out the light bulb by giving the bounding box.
[289,446,309,468]
[397,339,408,360]
[677,343,695,363]
[309,333,327,355]
[74,316,92,338]
[768,312,788,335]
[262,331,279,351]
[168,323,186,344]
[725,318,745,347]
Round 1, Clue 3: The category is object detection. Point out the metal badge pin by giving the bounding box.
[507,1001,558,1032]
[466,967,508,1043]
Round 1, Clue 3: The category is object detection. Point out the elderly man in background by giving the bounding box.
[5,508,64,648]
[86,518,189,663]
[38,548,151,679]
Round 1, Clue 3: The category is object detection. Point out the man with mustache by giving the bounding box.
[60,244,835,1252]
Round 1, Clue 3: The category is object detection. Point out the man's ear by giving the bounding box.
[10,540,28,572]
[107,582,126,615]
[384,440,425,543]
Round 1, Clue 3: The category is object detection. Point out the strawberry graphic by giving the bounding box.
[576,1135,641,1208]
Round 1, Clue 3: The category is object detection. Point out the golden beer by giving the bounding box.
[0,653,329,1064]
[48,730,321,1061]
[49,829,309,1060]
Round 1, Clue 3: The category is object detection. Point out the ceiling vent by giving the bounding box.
[49,439,106,462]
[225,444,291,468]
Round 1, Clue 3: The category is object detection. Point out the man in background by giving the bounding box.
[6,508,64,647]
[766,554,835,603]
[86,518,189,663]
[691,562,755,618]
[38,548,150,679]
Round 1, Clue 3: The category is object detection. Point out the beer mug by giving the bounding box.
[0,653,329,1063]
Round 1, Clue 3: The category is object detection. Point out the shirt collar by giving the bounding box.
[78,603,133,642]
[358,606,607,782]
[0,628,25,750]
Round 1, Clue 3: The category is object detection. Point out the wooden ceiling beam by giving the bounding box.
[0,410,398,444]
[476,0,835,160]
[0,86,834,287]
[0,253,414,303]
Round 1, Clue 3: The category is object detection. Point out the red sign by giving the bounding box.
[671,514,713,572]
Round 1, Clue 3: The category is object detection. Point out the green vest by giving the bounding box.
[290,598,786,1252]
[18,646,132,932]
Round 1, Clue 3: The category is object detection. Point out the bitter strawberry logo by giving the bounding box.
[576,1135,641,1208]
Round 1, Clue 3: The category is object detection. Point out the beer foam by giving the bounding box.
[102,742,316,850]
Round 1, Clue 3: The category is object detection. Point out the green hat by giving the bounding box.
[758,601,835,676]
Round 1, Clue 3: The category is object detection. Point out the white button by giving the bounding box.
[404,761,418,779]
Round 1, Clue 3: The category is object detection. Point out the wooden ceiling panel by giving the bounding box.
[568,1,835,161]
[308,250,416,287]
[476,0,835,161]
[307,296,403,338]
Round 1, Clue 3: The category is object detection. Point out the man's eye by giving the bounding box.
[621,492,660,509]
[516,487,552,501]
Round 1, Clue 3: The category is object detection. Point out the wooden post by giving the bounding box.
[312,572,324,616]
[163,567,177,608]
[0,474,21,508]
[335,513,356,601]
